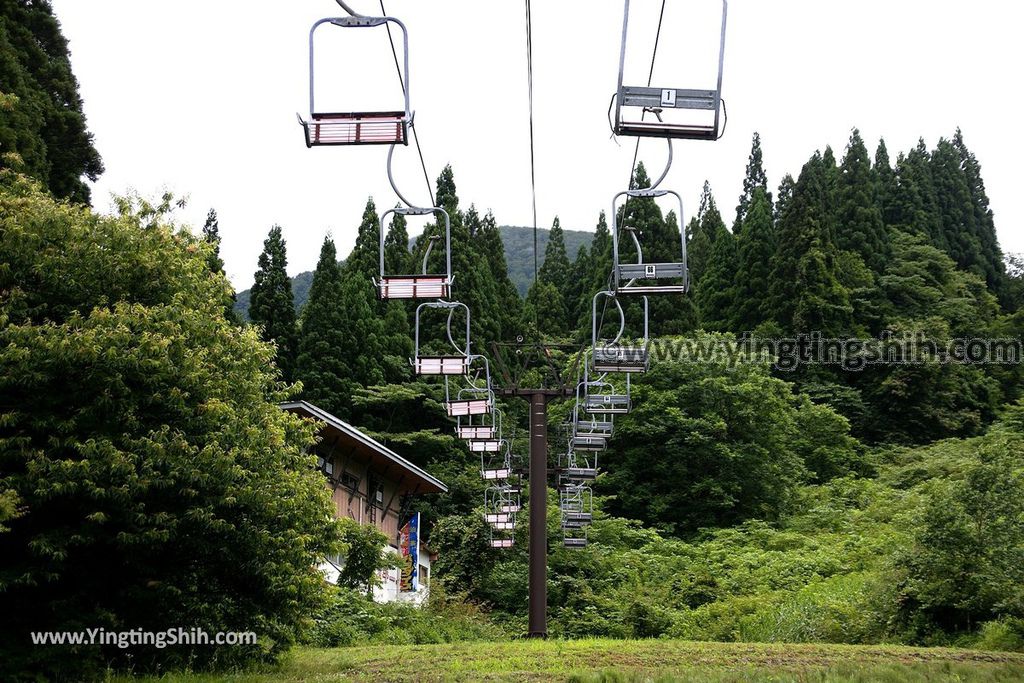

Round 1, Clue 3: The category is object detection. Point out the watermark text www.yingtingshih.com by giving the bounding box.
[30,627,258,649]
[619,332,1024,372]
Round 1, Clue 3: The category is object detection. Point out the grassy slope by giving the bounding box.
[114,640,1024,682]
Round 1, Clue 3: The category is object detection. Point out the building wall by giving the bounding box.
[321,449,403,547]
[319,545,431,606]
[317,440,431,604]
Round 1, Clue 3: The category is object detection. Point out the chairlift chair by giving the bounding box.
[468,439,502,453]
[560,485,593,525]
[457,406,499,440]
[560,445,598,482]
[447,386,494,418]
[592,291,649,373]
[611,189,689,295]
[413,301,471,375]
[457,424,497,440]
[298,11,412,147]
[575,418,615,438]
[481,440,514,481]
[377,207,453,299]
[486,485,521,516]
[571,434,608,452]
[612,0,728,141]
[581,376,632,415]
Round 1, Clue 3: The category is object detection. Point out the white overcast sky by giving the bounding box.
[50,0,1024,291]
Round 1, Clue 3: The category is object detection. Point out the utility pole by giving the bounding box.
[528,391,548,638]
[494,343,581,639]
[498,386,572,639]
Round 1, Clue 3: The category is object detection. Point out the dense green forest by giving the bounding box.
[3,2,1024,681]
[232,224,594,318]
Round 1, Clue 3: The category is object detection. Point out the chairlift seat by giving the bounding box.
[457,425,497,440]
[583,394,631,415]
[485,513,512,524]
[572,435,608,452]
[500,504,521,514]
[300,111,408,147]
[490,521,515,531]
[490,538,514,548]
[563,467,597,481]
[378,275,450,300]
[482,468,512,480]
[468,439,502,453]
[562,519,591,529]
[616,262,688,295]
[563,511,593,523]
[593,346,648,373]
[415,355,469,376]
[563,537,588,548]
[448,397,492,417]
[576,420,614,437]
[614,85,720,141]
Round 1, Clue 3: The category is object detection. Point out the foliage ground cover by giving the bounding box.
[110,640,1024,682]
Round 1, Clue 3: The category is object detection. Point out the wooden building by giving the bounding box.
[281,401,447,601]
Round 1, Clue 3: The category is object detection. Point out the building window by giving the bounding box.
[341,472,359,492]
[367,479,384,525]
[316,455,334,476]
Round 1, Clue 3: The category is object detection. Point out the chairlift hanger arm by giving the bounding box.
[305,12,410,135]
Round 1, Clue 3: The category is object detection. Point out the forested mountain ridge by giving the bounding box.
[233,224,595,318]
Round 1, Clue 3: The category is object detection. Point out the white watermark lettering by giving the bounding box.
[29,627,258,649]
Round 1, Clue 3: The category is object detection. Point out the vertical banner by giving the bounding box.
[399,512,420,592]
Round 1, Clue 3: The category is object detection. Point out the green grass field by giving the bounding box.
[115,639,1024,682]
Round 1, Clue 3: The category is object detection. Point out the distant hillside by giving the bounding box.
[234,225,594,319]
[500,225,594,296]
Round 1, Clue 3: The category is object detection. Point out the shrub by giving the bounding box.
[0,176,339,680]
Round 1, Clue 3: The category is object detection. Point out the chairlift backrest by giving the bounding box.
[299,14,412,147]
[378,206,453,299]
[613,0,728,141]
[413,301,471,375]
[591,291,649,373]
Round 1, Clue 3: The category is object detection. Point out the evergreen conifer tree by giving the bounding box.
[567,243,592,330]
[0,0,103,202]
[687,181,727,287]
[735,132,771,229]
[249,225,298,381]
[775,174,796,224]
[524,280,568,338]
[893,140,944,247]
[694,227,738,331]
[345,197,382,283]
[477,209,524,338]
[837,129,889,272]
[201,208,238,320]
[538,216,572,293]
[383,209,411,281]
[295,237,351,416]
[931,137,988,284]
[412,165,502,346]
[874,138,899,227]
[766,153,851,333]
[954,129,1005,291]
[334,271,386,413]
[732,187,776,331]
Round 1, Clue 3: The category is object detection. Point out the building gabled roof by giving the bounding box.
[280,400,448,494]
